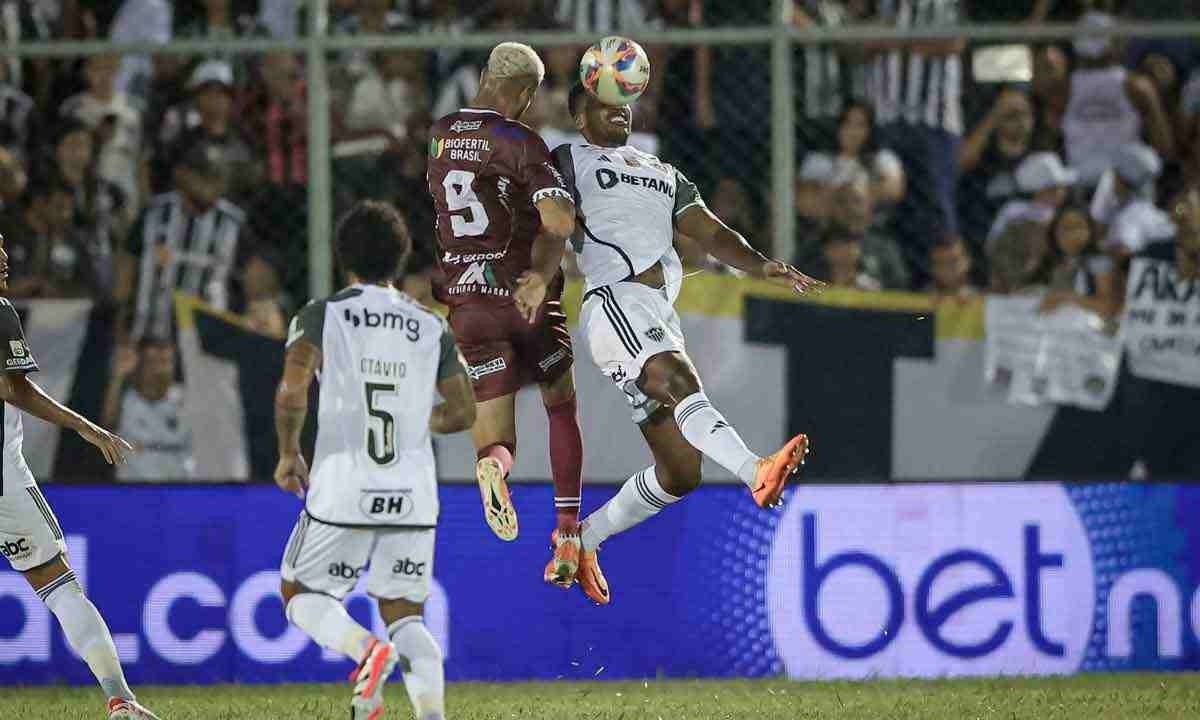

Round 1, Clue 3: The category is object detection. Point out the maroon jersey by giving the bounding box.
[426,108,572,307]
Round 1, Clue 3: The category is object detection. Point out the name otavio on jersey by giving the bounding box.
[595,168,674,197]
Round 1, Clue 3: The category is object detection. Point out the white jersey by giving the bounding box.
[286,284,465,528]
[116,385,196,481]
[1063,67,1142,186]
[0,298,37,494]
[552,143,705,302]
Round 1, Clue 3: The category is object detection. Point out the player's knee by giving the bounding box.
[378,597,424,626]
[640,353,699,404]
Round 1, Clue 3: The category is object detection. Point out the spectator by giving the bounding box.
[799,101,906,213]
[791,0,871,154]
[925,233,977,302]
[238,244,289,340]
[816,223,882,291]
[958,87,1034,261]
[0,175,110,298]
[1062,12,1175,188]
[102,339,196,481]
[343,50,429,141]
[1091,142,1176,257]
[553,0,658,33]
[1037,204,1117,317]
[1030,44,1069,153]
[142,53,194,162]
[155,61,258,200]
[866,0,965,283]
[0,146,27,210]
[988,219,1050,294]
[175,0,269,82]
[104,0,173,101]
[332,0,411,88]
[59,52,146,212]
[50,119,129,264]
[987,152,1076,245]
[1178,71,1200,188]
[120,142,254,340]
[0,62,36,158]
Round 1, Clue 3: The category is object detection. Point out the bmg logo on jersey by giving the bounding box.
[766,485,1094,678]
[0,537,30,560]
[359,490,414,520]
[344,308,420,341]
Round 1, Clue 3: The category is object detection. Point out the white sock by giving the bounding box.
[673,392,759,486]
[389,617,445,720]
[286,593,375,663]
[40,571,134,702]
[580,466,680,550]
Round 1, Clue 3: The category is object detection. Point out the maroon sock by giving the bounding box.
[546,394,584,530]
[477,443,515,478]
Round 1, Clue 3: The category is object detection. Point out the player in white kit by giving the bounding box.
[274,202,475,720]
[0,232,161,719]
[552,84,822,605]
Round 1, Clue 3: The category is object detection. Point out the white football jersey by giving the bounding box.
[287,284,464,527]
[0,298,37,494]
[552,143,705,302]
[116,385,196,481]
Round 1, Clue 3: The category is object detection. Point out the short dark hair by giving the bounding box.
[567,82,589,118]
[335,200,411,283]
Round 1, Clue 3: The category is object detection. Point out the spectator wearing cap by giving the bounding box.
[1091,142,1176,256]
[986,152,1077,245]
[59,53,147,212]
[957,87,1035,271]
[119,141,256,341]
[154,60,257,200]
[1061,12,1175,188]
[0,175,111,299]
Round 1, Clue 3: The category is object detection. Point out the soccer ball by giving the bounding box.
[579,36,650,106]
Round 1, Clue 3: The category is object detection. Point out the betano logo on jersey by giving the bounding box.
[594,168,674,197]
[448,260,508,297]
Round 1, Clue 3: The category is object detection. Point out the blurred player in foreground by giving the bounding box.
[274,201,475,720]
[0,232,160,719]
[554,84,822,604]
[426,43,585,584]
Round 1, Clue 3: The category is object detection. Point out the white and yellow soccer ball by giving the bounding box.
[578,36,650,106]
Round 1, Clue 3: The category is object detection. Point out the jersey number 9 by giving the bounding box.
[443,170,490,237]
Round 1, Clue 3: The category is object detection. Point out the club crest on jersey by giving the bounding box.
[9,340,25,357]
[449,119,483,133]
[645,327,666,343]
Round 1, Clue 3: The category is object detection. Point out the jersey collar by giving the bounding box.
[459,107,502,115]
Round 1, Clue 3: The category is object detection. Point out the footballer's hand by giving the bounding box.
[77,422,134,465]
[763,260,824,295]
[275,452,309,499]
[513,271,548,324]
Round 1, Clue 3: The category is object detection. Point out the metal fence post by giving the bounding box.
[307,0,333,299]
[771,0,796,264]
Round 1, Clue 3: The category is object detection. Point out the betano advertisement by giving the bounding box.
[1,482,1198,684]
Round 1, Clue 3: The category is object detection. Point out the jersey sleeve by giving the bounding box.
[550,144,580,203]
[673,168,706,217]
[518,131,573,205]
[436,319,467,380]
[0,300,37,374]
[286,300,325,351]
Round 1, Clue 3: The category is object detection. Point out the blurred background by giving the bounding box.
[0,0,1199,689]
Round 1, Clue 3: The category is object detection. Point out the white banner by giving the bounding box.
[18,300,92,476]
[983,295,1121,410]
[1122,258,1200,389]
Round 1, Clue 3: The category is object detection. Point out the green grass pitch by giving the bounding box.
[3,675,1198,719]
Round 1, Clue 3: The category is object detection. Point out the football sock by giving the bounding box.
[40,572,134,702]
[285,593,374,663]
[580,466,679,549]
[673,392,759,487]
[546,393,583,529]
[477,442,515,478]
[389,616,445,720]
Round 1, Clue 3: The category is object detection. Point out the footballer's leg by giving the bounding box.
[372,529,444,720]
[640,351,808,508]
[535,320,583,587]
[576,406,702,604]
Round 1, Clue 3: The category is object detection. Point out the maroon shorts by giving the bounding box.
[447,299,574,402]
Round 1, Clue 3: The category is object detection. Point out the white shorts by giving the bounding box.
[280,512,435,603]
[580,282,685,424]
[0,482,67,572]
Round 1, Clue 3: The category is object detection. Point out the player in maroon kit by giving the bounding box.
[426,42,585,587]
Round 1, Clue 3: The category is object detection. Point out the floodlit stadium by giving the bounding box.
[0,2,1199,719]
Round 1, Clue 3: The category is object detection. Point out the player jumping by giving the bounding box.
[426,43,584,585]
[275,202,475,720]
[554,84,822,605]
[0,232,161,719]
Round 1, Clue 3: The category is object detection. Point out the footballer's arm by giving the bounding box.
[0,371,132,465]
[675,205,824,295]
[274,338,320,498]
[430,372,476,434]
[514,195,576,322]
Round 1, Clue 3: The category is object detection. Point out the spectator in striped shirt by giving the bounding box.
[864,0,965,285]
[118,141,256,341]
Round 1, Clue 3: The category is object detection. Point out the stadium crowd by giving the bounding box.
[0,0,1196,480]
